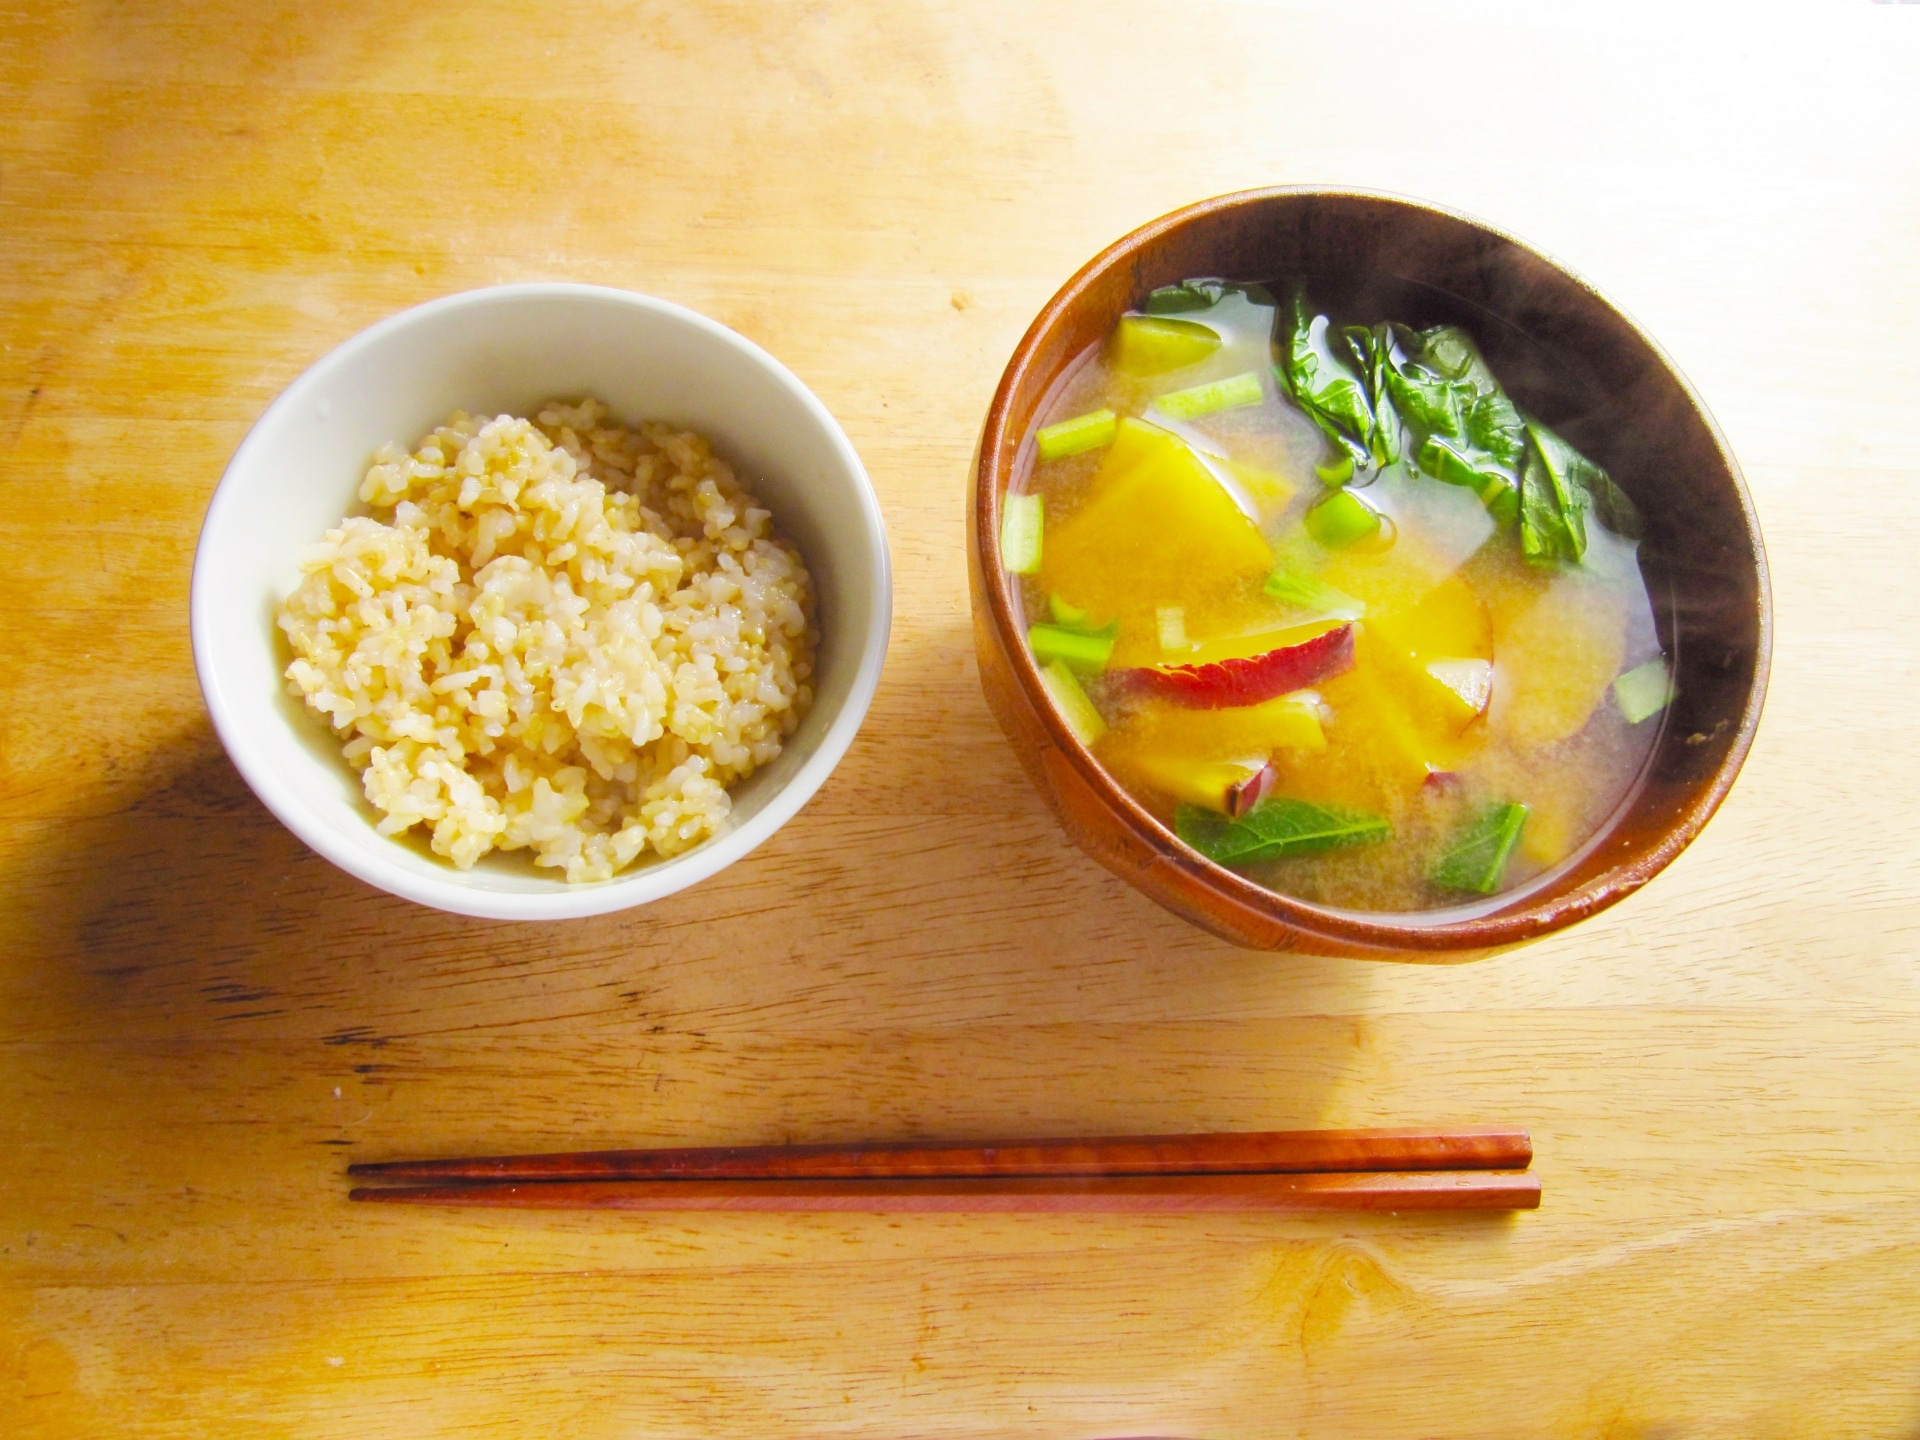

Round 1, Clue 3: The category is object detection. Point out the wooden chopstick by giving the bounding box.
[350,1170,1540,1213]
[346,1126,1531,1183]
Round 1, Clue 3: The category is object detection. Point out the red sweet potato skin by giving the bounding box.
[1112,623,1355,709]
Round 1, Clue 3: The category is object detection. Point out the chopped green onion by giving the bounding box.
[1314,451,1355,486]
[1048,593,1092,628]
[1304,488,1382,550]
[1152,370,1264,422]
[1264,569,1366,620]
[1029,623,1115,674]
[1040,659,1107,747]
[1431,802,1530,895]
[1036,408,1118,462]
[1001,492,1042,575]
[1113,317,1222,376]
[1156,605,1189,654]
[1613,658,1674,724]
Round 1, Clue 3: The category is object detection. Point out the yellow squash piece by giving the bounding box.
[1304,639,1458,804]
[1098,694,1326,813]
[1364,574,1495,737]
[1216,457,1297,522]
[1043,418,1275,665]
[1113,754,1266,813]
[1424,659,1495,729]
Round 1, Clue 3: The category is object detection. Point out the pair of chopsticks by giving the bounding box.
[348,1127,1538,1212]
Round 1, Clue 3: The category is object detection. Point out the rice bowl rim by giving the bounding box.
[191,283,892,921]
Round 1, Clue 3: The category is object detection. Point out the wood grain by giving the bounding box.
[5,2,1920,1437]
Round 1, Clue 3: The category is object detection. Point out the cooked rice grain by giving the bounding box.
[277,399,817,882]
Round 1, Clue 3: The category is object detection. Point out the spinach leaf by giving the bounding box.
[1276,290,1375,474]
[1519,419,1595,565]
[1588,467,1643,541]
[1416,325,1478,380]
[1431,802,1530,895]
[1382,362,1466,444]
[1145,278,1228,314]
[1251,283,1638,565]
[1175,805,1266,866]
[1466,389,1526,471]
[1394,325,1522,453]
[1416,436,1520,525]
[1381,326,1535,531]
[1237,796,1391,854]
[1176,796,1390,867]
[1340,323,1402,469]
[1415,325,1501,396]
[1144,278,1276,314]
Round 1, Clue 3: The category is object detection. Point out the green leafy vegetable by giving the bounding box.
[1416,435,1520,524]
[1385,325,1528,533]
[1036,408,1117,462]
[1153,370,1264,421]
[1000,492,1042,574]
[1466,389,1526,471]
[1587,465,1643,541]
[1143,278,1275,315]
[1418,325,1479,380]
[1340,323,1403,469]
[1383,361,1465,443]
[1518,419,1594,566]
[1275,290,1375,476]
[1385,321,1639,564]
[1431,802,1530,895]
[1177,796,1390,867]
[1039,659,1107,747]
[1029,621,1117,673]
[1119,276,1644,566]
[1613,658,1674,724]
[1144,278,1230,314]
[1298,301,1640,558]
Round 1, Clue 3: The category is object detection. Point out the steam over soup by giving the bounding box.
[1002,279,1672,913]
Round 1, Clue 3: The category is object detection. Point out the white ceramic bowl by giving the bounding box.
[192,284,891,920]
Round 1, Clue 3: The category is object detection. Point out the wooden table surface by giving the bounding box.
[6,3,1920,1436]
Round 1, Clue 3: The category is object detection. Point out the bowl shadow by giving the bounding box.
[16,632,1378,1189]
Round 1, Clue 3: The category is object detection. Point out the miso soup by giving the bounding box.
[1002,278,1672,913]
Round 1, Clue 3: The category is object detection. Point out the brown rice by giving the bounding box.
[276,398,816,882]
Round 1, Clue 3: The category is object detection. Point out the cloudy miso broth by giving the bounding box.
[1003,279,1670,913]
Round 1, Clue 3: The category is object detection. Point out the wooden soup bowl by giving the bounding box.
[968,188,1770,959]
